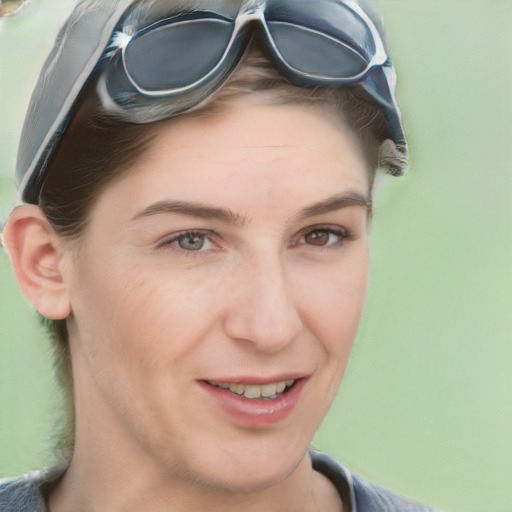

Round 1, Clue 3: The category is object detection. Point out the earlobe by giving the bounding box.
[2,205,71,320]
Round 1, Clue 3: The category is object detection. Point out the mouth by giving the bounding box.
[200,376,307,425]
[205,379,296,400]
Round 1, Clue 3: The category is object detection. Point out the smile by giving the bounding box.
[206,379,295,400]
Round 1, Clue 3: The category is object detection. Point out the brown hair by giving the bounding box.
[39,44,404,461]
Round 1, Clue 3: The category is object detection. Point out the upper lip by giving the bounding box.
[202,374,309,385]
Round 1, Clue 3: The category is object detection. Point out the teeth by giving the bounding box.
[208,379,295,399]
[261,383,277,398]
[244,385,261,399]
[229,383,244,395]
[275,382,286,393]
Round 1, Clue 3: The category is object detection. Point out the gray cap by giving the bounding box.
[16,0,406,204]
[16,0,135,203]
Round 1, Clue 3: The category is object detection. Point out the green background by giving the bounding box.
[1,1,511,511]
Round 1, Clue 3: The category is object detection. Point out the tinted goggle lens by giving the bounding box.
[266,22,368,77]
[265,0,375,77]
[125,18,235,91]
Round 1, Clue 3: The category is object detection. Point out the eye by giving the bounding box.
[163,231,214,251]
[301,227,351,248]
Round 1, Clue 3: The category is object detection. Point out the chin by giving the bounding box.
[194,442,308,494]
[202,465,296,495]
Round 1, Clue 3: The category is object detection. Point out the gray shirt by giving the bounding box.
[0,451,438,511]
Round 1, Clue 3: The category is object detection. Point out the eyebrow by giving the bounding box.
[295,191,372,221]
[131,200,246,226]
[131,191,370,226]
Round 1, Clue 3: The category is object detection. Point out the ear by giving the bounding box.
[2,205,71,320]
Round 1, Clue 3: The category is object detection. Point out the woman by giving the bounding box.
[1,0,437,510]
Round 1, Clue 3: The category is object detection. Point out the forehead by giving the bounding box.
[104,102,369,212]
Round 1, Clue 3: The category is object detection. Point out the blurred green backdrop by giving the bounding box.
[0,1,511,511]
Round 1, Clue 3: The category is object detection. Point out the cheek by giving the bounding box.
[70,256,225,374]
[297,247,370,352]
[309,258,369,404]
[293,245,369,408]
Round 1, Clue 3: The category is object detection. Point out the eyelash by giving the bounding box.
[295,225,355,251]
[158,226,354,256]
[158,230,217,256]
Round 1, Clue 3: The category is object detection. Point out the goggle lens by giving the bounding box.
[265,0,376,75]
[125,18,234,91]
[266,22,368,78]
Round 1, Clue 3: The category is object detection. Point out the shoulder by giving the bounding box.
[0,472,50,512]
[350,472,439,512]
[311,451,441,512]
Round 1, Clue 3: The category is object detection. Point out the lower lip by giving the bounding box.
[199,379,307,426]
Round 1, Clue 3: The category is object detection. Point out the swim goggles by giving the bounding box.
[16,0,407,204]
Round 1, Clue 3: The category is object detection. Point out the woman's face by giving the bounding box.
[65,99,370,492]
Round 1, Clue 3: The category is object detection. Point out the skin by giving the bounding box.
[4,99,370,512]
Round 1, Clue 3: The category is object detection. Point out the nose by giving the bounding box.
[223,253,303,353]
